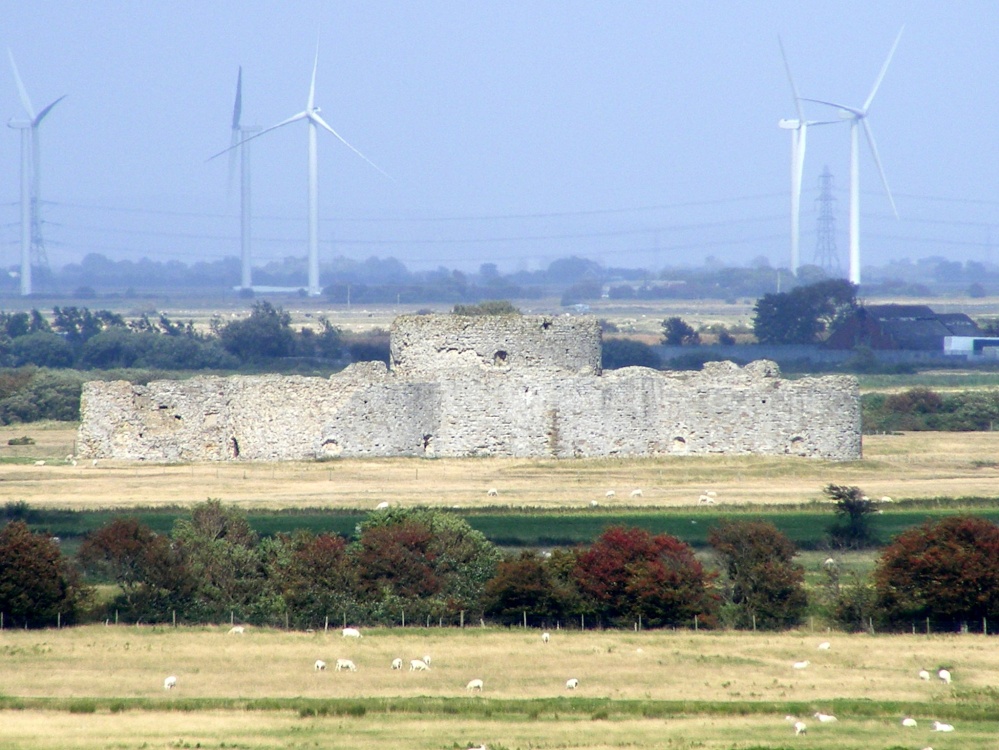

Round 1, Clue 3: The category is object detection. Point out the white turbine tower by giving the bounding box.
[777,37,837,275]
[804,28,903,285]
[6,49,65,296]
[211,45,388,297]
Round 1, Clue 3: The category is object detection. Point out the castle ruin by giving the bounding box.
[77,314,861,461]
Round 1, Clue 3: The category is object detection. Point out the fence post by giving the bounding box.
[581,614,585,630]
[285,611,289,630]
[984,616,988,635]
[325,616,329,633]
[230,611,234,625]
[57,612,61,629]
[926,617,930,635]
[460,611,464,628]
[402,610,405,628]
[694,615,698,631]
[752,614,756,632]
[116,610,119,625]
[343,611,347,629]
[172,610,176,628]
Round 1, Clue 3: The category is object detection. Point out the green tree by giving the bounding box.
[452,300,520,316]
[752,279,857,344]
[266,531,360,628]
[707,519,807,630]
[11,332,75,368]
[171,499,273,623]
[483,550,580,626]
[874,516,999,632]
[824,484,878,549]
[0,520,87,627]
[661,317,700,346]
[217,301,294,362]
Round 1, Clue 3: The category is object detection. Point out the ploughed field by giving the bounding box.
[2,423,999,510]
[1,626,997,749]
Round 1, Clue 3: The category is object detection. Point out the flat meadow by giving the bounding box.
[2,423,999,510]
[2,625,999,749]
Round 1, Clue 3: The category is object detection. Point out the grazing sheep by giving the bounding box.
[589,500,599,507]
[422,654,432,666]
[391,658,403,670]
[793,721,806,736]
[814,712,837,723]
[931,721,954,732]
[33,460,45,466]
[314,660,326,671]
[466,678,484,692]
[342,627,362,638]
[630,489,643,498]
[541,631,550,644]
[375,501,390,510]
[817,641,830,650]
[486,488,498,497]
[698,494,715,505]
[467,745,487,750]
[227,625,245,634]
[937,668,951,684]
[70,459,77,466]
[792,660,810,670]
[565,678,579,690]
[880,496,893,502]
[918,669,931,681]
[605,490,615,498]
[902,717,918,727]
[163,675,177,689]
[410,659,430,671]
[335,659,357,672]
[823,557,837,567]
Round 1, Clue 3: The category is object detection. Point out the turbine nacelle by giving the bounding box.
[778,118,800,130]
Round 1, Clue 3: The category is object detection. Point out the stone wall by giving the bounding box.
[77,315,861,461]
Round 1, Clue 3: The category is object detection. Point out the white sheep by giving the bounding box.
[466,678,484,692]
[937,668,951,684]
[163,675,177,689]
[335,659,357,672]
[33,460,45,466]
[391,658,403,670]
[793,721,806,736]
[342,627,362,638]
[565,678,579,690]
[814,712,837,723]
[817,641,830,650]
[630,489,643,498]
[589,500,599,507]
[227,625,245,634]
[918,669,931,681]
[410,659,430,671]
[931,721,954,732]
[901,717,917,727]
[698,494,715,505]
[823,557,837,567]
[486,488,498,497]
[792,660,810,670]
[605,490,615,498]
[541,631,550,644]
[467,745,487,750]
[314,660,326,671]
[880,496,893,503]
[422,654,432,665]
[375,501,390,510]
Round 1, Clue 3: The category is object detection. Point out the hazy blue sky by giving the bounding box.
[2,1,997,276]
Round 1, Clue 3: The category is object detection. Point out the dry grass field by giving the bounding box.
[1,626,996,749]
[1,422,997,510]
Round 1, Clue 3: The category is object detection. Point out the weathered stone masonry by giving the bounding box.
[77,314,862,461]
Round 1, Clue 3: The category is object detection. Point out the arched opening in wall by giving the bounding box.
[493,350,508,365]
[230,437,240,458]
[541,320,551,330]
[321,438,343,457]
[671,436,687,454]
[788,436,805,455]
[423,434,435,456]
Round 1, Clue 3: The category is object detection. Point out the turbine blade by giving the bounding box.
[231,66,243,130]
[307,44,319,111]
[801,97,864,118]
[778,36,804,121]
[7,48,36,119]
[33,95,66,127]
[207,111,307,161]
[863,26,904,111]
[310,112,393,180]
[862,119,898,218]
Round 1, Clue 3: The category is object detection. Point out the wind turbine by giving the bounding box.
[804,28,903,285]
[777,37,838,275]
[6,48,66,296]
[211,45,388,297]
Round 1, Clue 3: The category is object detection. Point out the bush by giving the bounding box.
[601,338,660,370]
[0,369,85,424]
[7,436,34,446]
[874,516,999,632]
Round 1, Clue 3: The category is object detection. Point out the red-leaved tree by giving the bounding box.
[573,526,718,628]
[874,515,999,632]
